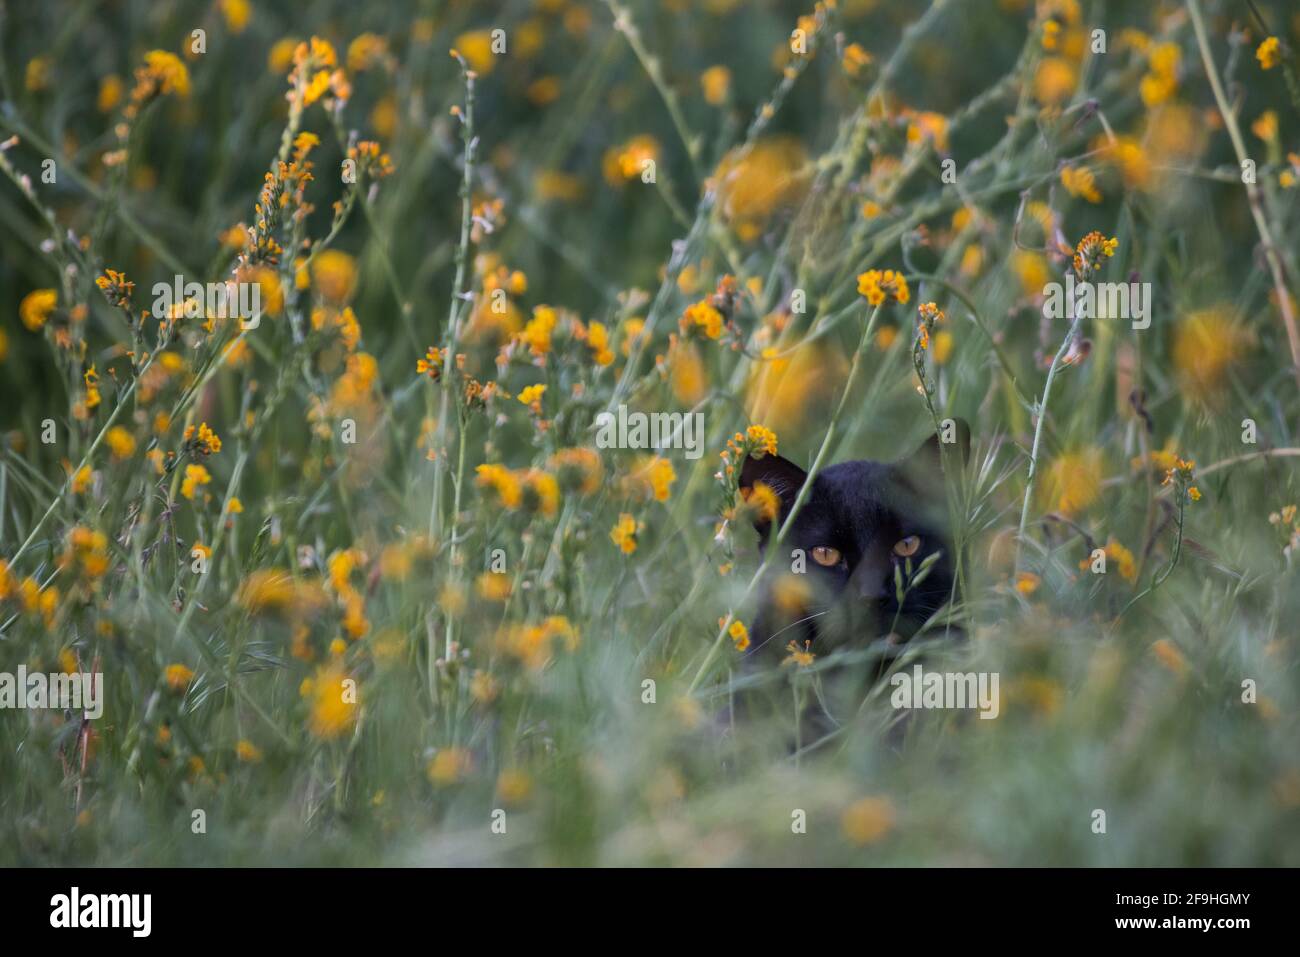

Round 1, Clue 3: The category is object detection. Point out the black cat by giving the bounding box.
[739,421,969,660]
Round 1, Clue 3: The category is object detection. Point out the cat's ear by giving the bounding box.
[907,417,970,471]
[739,453,807,531]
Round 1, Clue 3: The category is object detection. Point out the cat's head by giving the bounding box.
[739,421,968,656]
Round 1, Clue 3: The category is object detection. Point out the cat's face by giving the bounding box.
[739,425,967,657]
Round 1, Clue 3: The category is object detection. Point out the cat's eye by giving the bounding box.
[811,546,842,567]
[893,535,921,558]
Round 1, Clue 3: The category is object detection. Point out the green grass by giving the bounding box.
[0,0,1298,866]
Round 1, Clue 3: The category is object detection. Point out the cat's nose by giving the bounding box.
[856,576,889,600]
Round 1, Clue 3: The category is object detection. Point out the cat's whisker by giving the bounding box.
[751,611,828,654]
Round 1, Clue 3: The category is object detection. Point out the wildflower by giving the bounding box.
[741,481,781,524]
[782,640,816,667]
[496,769,534,806]
[626,455,677,502]
[135,51,191,101]
[454,30,497,74]
[183,422,222,456]
[181,463,211,500]
[83,366,101,411]
[517,383,547,412]
[95,269,135,308]
[304,664,358,739]
[857,269,910,307]
[712,137,808,240]
[915,302,945,352]
[1079,538,1137,583]
[701,65,731,104]
[235,739,263,763]
[1161,456,1201,505]
[476,572,512,602]
[19,289,57,331]
[1257,36,1281,70]
[1071,231,1117,278]
[238,568,328,619]
[586,321,615,366]
[1014,571,1041,596]
[680,299,725,340]
[519,305,558,356]
[602,134,660,185]
[610,513,643,554]
[745,424,778,458]
[521,469,560,517]
[164,663,195,692]
[728,619,750,652]
[1252,110,1278,143]
[842,796,895,846]
[841,43,873,78]
[550,447,603,495]
[311,250,357,304]
[1034,57,1077,105]
[219,0,250,33]
[476,463,522,510]
[1041,448,1104,516]
[1173,306,1248,395]
[1060,165,1101,203]
[347,33,389,73]
[97,74,123,112]
[1139,42,1180,107]
[417,345,446,381]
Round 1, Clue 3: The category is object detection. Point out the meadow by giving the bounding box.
[1,0,1298,866]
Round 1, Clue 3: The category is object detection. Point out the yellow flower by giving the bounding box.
[476,572,512,602]
[1060,165,1101,203]
[728,619,750,652]
[1014,571,1040,596]
[476,463,522,510]
[141,51,191,98]
[235,739,263,763]
[1173,306,1249,395]
[519,305,558,355]
[105,427,136,460]
[25,57,51,92]
[181,463,211,500]
[602,134,660,184]
[1252,110,1279,143]
[610,513,642,554]
[305,664,358,739]
[427,747,473,785]
[20,289,57,331]
[1041,448,1104,516]
[164,663,195,692]
[741,481,781,524]
[311,250,357,304]
[713,137,808,239]
[1257,36,1281,70]
[496,769,534,806]
[782,640,816,667]
[701,65,731,104]
[347,33,388,73]
[841,796,895,845]
[857,269,910,306]
[841,42,873,78]
[521,469,560,517]
[454,30,498,75]
[1034,57,1077,105]
[218,0,251,33]
[517,383,547,409]
[183,422,223,455]
[268,37,301,74]
[97,74,123,113]
[586,321,615,366]
[680,299,725,339]
[746,424,778,457]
